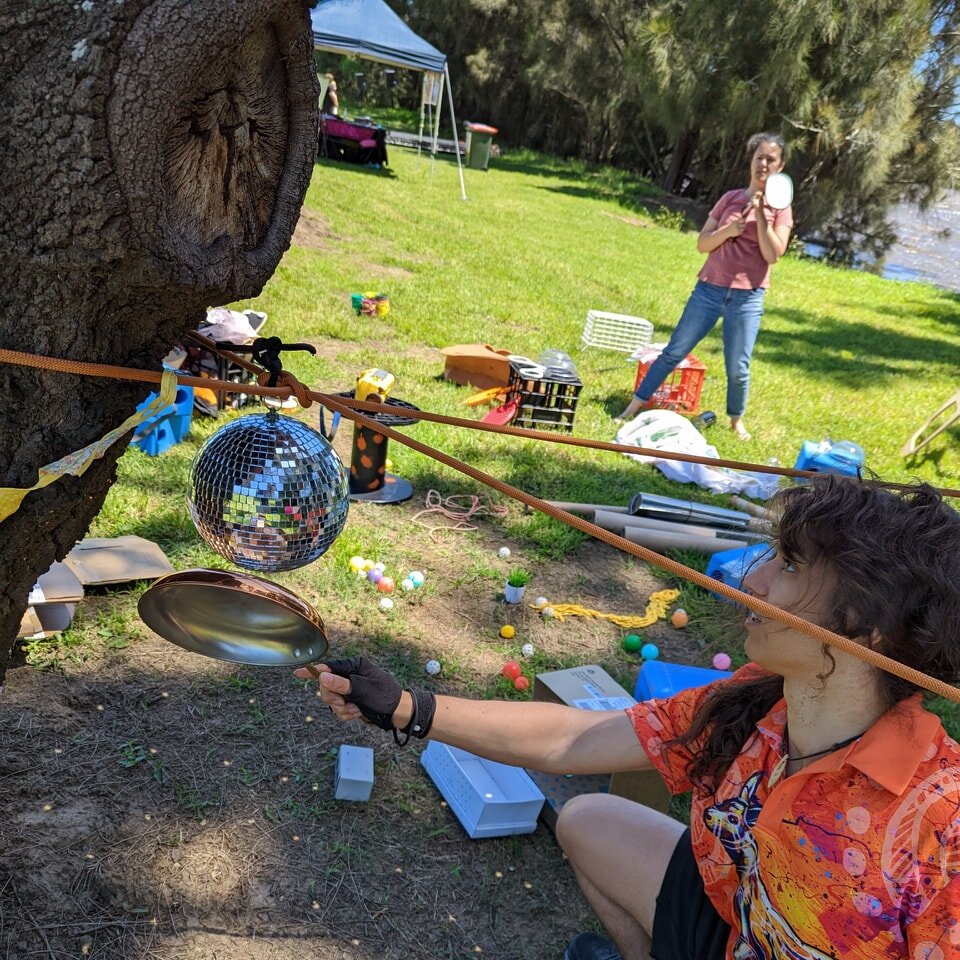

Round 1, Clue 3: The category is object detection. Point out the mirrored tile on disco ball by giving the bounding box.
[189,412,349,572]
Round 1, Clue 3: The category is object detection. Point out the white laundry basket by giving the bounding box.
[581,310,654,353]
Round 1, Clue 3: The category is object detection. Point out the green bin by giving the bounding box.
[465,122,498,171]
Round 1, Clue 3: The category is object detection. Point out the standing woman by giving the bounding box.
[617,134,793,440]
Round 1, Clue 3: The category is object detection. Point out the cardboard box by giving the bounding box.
[64,536,173,586]
[421,741,544,839]
[526,665,671,828]
[18,603,77,639]
[28,562,84,606]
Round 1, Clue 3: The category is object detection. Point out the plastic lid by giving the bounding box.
[466,122,498,134]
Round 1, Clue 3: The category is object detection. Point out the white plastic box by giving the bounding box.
[334,745,374,802]
[420,741,545,839]
[581,310,654,353]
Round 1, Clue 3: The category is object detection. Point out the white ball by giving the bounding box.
[497,547,511,559]
[534,596,549,608]
[373,562,386,572]
[521,643,535,658]
[401,578,415,591]
[541,606,555,620]
[378,597,394,611]
[425,659,442,676]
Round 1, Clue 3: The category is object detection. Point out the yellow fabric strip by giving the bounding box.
[0,370,178,523]
[531,588,681,629]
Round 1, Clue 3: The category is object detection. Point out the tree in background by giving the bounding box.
[394,0,960,261]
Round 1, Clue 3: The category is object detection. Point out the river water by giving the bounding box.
[881,190,960,292]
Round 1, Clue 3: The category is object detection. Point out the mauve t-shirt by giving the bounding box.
[697,189,794,290]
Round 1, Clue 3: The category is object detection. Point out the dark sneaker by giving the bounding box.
[563,932,623,960]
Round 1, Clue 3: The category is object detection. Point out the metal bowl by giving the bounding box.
[138,568,328,667]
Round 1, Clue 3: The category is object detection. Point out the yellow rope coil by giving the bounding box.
[533,589,680,629]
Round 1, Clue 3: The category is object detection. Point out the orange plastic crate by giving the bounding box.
[633,351,706,414]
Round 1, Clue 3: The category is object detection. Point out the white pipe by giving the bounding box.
[444,62,467,201]
[622,527,748,555]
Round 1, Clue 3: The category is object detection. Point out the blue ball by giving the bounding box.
[640,643,660,661]
[367,569,383,584]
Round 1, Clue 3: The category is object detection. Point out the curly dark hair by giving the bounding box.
[668,475,960,791]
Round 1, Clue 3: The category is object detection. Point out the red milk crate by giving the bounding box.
[633,349,706,414]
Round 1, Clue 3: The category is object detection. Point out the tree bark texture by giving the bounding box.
[0,0,319,680]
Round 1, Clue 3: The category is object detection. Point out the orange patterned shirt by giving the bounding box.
[628,664,960,959]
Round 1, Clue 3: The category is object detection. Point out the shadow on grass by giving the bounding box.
[758,306,958,383]
[314,156,398,179]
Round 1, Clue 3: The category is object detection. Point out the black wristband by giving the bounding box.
[391,689,437,746]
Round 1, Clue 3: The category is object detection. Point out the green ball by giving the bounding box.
[622,633,643,652]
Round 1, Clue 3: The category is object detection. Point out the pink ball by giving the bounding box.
[377,576,395,594]
[712,652,732,671]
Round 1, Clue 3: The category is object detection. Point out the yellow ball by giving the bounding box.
[349,555,365,572]
[500,625,515,639]
[361,559,376,572]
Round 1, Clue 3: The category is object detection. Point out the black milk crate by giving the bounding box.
[507,361,583,432]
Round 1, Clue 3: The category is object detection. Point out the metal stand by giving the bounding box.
[335,393,419,504]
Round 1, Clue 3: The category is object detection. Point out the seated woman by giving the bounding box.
[298,475,960,960]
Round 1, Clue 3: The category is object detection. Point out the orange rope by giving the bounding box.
[2,344,959,703]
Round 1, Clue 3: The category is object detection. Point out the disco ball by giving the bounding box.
[188,411,349,572]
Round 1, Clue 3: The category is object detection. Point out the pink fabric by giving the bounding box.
[698,190,794,290]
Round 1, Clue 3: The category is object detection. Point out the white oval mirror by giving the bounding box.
[765,172,793,210]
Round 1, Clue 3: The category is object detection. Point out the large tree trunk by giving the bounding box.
[660,130,698,195]
[0,0,319,680]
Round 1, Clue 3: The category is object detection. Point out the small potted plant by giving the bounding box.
[504,569,531,604]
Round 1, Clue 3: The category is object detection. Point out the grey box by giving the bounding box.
[334,745,374,802]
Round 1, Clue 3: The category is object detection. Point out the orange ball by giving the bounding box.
[513,675,530,692]
[671,608,689,628]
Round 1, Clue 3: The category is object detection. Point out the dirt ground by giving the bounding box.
[0,439,710,960]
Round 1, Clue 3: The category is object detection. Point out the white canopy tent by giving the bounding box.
[310,0,467,200]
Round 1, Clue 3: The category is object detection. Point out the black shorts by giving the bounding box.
[650,828,731,960]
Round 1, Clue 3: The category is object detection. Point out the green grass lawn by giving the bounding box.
[91,144,960,731]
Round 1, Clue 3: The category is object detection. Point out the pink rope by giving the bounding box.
[412,489,510,541]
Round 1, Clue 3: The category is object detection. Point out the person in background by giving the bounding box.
[322,73,339,116]
[298,475,960,960]
[616,133,793,441]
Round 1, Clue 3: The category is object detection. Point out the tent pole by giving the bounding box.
[417,97,426,163]
[444,63,467,201]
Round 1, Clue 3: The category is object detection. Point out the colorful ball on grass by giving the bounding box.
[377,577,395,593]
[367,569,382,584]
[501,661,522,681]
[622,634,643,653]
[500,625,515,639]
[671,608,689,629]
[349,555,366,572]
[401,578,415,592]
[641,643,660,661]
[498,547,511,559]
[373,562,386,572]
[712,652,732,671]
[541,606,555,620]
[425,659,442,676]
[361,559,375,571]
[534,596,548,608]
[521,643,535,659]
[409,571,425,587]
[513,675,530,692]
[378,597,394,612]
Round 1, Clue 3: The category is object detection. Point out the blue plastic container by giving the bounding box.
[131,385,194,456]
[705,542,773,602]
[793,439,865,477]
[634,660,732,702]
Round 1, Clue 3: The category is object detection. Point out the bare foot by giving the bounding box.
[730,418,751,441]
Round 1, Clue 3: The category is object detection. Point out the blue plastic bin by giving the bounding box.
[634,660,732,702]
[705,542,773,601]
[131,384,194,456]
[793,439,864,477]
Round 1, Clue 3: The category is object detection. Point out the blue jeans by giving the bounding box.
[634,280,766,417]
